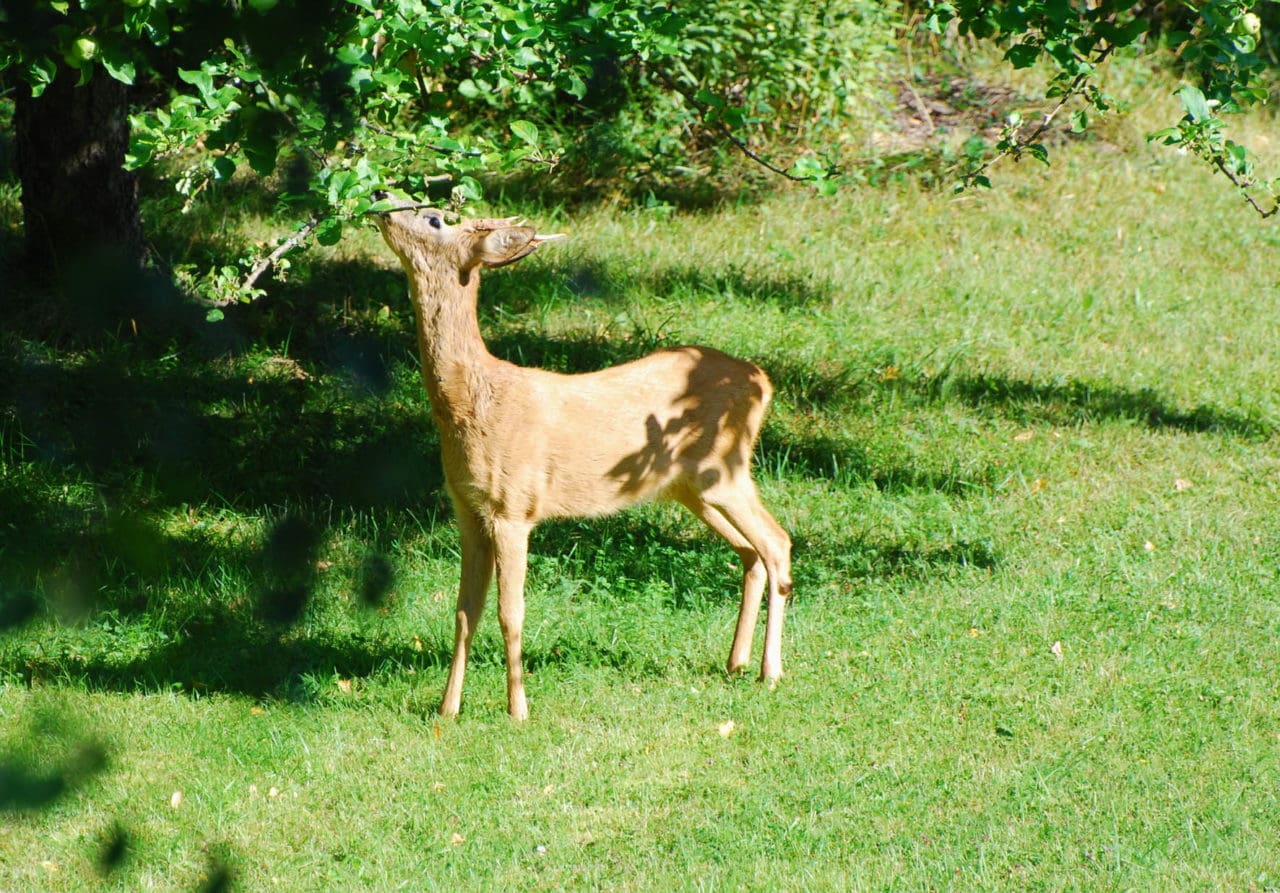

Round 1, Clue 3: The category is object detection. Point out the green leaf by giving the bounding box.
[241,106,283,177]
[316,217,344,246]
[26,56,57,96]
[790,156,824,179]
[694,89,725,109]
[512,46,541,67]
[336,44,372,65]
[562,73,587,100]
[206,308,225,323]
[178,67,218,105]
[349,68,374,93]
[100,53,137,85]
[99,41,138,84]
[1178,85,1211,123]
[1005,43,1041,69]
[510,120,540,148]
[212,156,236,181]
[452,177,483,204]
[326,169,358,203]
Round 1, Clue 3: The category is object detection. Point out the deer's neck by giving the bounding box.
[406,265,497,429]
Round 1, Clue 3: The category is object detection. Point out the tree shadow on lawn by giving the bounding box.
[2,495,973,696]
[18,602,458,699]
[936,372,1272,440]
[480,253,835,313]
[2,338,446,514]
[2,248,1266,697]
[754,352,1271,442]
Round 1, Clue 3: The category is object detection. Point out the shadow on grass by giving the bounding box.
[759,426,996,495]
[792,529,999,585]
[937,372,1272,440]
[480,253,835,313]
[23,605,456,698]
[2,339,445,512]
[1,243,1267,696]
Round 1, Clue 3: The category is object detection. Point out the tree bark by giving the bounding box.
[13,67,144,280]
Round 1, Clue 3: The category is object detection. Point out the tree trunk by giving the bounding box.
[13,67,144,280]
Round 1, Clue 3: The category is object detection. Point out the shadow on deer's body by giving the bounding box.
[371,195,792,720]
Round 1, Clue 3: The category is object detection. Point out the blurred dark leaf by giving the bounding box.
[258,515,321,625]
[197,857,235,893]
[97,823,130,876]
[0,590,39,631]
[0,741,106,813]
[358,553,395,608]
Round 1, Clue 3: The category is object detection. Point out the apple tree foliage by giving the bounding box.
[1,1,1278,311]
[2,0,893,307]
[925,0,1280,217]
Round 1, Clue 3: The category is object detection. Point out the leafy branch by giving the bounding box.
[650,67,839,194]
[928,0,1279,218]
[955,46,1114,191]
[241,216,324,294]
[1149,85,1280,218]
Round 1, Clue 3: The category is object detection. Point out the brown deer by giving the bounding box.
[371,195,792,720]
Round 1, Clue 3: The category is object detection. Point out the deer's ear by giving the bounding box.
[475,226,539,268]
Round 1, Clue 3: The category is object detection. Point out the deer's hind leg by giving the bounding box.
[678,494,767,675]
[698,481,792,683]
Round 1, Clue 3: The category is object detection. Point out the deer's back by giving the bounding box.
[450,346,772,521]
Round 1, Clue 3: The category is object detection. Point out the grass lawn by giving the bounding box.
[3,110,1280,890]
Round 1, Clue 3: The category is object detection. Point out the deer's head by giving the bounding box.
[370,192,565,276]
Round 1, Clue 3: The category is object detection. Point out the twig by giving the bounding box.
[724,131,810,181]
[411,50,431,108]
[1211,156,1280,218]
[237,216,323,296]
[904,80,935,134]
[365,203,459,220]
[650,68,815,182]
[962,45,1114,185]
[180,171,212,214]
[355,118,476,163]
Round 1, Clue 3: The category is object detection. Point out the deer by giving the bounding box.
[370,193,792,720]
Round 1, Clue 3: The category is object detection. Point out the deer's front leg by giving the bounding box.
[440,507,494,718]
[492,518,533,721]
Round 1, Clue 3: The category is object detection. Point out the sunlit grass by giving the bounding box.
[3,88,1280,890]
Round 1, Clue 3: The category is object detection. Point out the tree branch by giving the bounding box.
[1210,156,1280,218]
[234,216,323,299]
[364,202,460,220]
[357,118,480,159]
[960,45,1114,186]
[650,68,816,183]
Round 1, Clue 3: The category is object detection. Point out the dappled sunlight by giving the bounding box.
[4,100,1280,893]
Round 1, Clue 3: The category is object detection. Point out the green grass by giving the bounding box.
[4,115,1280,890]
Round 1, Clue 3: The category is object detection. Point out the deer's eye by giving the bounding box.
[428,215,443,229]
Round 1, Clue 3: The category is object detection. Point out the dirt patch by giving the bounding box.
[872,74,1081,156]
